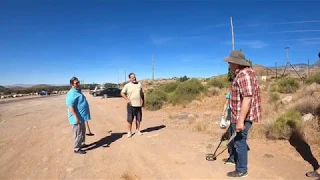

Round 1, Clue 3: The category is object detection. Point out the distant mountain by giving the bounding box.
[31,84,52,88]
[3,84,70,89]
[6,84,35,88]
[266,61,320,71]
[0,85,8,91]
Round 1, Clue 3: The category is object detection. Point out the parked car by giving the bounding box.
[89,85,105,95]
[92,87,122,98]
[38,91,50,95]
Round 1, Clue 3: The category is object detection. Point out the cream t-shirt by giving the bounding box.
[121,82,143,107]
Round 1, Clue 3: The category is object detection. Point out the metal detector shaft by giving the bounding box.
[86,121,92,133]
[213,125,232,154]
[86,121,94,136]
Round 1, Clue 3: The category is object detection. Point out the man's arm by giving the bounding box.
[140,86,145,107]
[68,106,80,124]
[121,85,130,103]
[221,99,229,116]
[236,74,253,131]
[66,94,80,124]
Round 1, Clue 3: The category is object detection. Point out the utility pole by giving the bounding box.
[152,54,154,80]
[282,46,303,81]
[308,59,310,78]
[275,62,277,80]
[285,47,290,63]
[230,17,235,50]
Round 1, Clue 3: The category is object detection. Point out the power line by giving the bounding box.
[235,20,320,28]
[152,54,154,80]
[236,29,320,36]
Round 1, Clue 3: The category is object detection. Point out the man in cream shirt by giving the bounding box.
[121,73,145,138]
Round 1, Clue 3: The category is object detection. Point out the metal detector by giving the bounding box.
[205,125,245,161]
[206,130,237,161]
[86,121,94,136]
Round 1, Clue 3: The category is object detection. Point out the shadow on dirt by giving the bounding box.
[288,120,319,171]
[84,132,126,151]
[141,125,166,133]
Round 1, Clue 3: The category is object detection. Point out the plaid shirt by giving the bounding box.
[230,67,262,123]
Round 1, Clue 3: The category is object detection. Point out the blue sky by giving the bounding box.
[0,0,319,85]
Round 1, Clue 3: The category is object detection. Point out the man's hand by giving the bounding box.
[141,100,145,107]
[126,99,131,104]
[236,121,245,132]
[69,106,80,124]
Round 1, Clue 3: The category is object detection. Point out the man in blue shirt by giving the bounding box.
[66,77,91,154]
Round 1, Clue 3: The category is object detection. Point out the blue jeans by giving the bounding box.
[231,121,252,173]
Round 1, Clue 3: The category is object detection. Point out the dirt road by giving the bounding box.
[0,94,316,179]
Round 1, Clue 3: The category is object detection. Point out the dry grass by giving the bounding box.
[269,92,280,102]
[293,96,318,115]
[248,123,267,139]
[206,87,220,97]
[261,91,282,121]
[292,83,320,115]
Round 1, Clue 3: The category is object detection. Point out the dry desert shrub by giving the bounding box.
[293,96,318,115]
[207,87,220,97]
[293,83,320,115]
[266,109,303,140]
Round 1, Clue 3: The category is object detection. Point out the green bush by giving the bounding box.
[269,92,280,102]
[168,78,205,105]
[267,109,302,140]
[306,72,320,84]
[278,77,300,93]
[145,90,168,111]
[160,82,179,93]
[207,77,230,89]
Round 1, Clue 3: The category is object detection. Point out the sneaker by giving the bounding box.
[136,130,143,135]
[74,149,86,154]
[127,132,132,138]
[227,170,248,178]
[306,171,320,178]
[225,159,236,165]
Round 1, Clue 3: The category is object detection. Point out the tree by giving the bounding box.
[228,65,234,82]
[247,59,253,67]
[178,75,189,82]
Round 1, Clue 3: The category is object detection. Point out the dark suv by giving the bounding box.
[92,87,122,98]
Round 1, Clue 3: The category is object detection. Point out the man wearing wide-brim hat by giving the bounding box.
[223,50,262,178]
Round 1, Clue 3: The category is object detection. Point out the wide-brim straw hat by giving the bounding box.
[223,50,250,67]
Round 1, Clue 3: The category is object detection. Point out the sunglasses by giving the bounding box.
[74,81,80,85]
